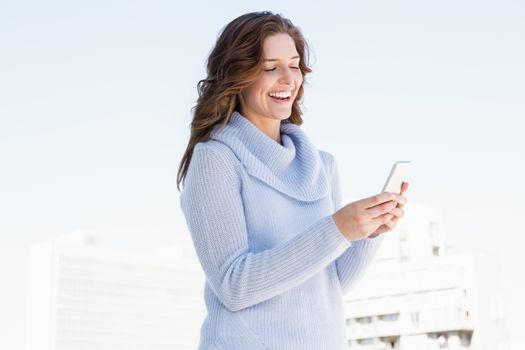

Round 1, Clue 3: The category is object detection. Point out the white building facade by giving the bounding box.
[25,232,206,350]
[26,202,510,350]
[342,202,510,350]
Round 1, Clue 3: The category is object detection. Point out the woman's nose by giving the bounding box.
[279,69,294,85]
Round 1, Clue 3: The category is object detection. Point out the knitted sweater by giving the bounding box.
[180,111,384,350]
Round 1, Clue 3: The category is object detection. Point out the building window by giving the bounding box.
[459,331,472,346]
[357,338,374,345]
[379,313,399,322]
[429,333,449,348]
[379,336,400,350]
[429,221,439,239]
[438,334,447,348]
[356,316,372,324]
[410,312,419,326]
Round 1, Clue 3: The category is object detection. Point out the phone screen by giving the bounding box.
[382,161,412,193]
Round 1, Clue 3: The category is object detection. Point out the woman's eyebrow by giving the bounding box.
[264,55,300,62]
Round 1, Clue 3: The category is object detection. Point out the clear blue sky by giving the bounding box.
[1,0,524,348]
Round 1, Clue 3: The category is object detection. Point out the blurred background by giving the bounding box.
[1,0,523,349]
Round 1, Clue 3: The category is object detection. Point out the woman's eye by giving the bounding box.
[264,67,300,72]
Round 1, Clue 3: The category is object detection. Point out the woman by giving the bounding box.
[177,11,408,350]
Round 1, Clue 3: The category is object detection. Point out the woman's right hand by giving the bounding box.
[332,191,406,242]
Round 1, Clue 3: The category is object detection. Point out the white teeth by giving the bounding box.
[268,91,291,98]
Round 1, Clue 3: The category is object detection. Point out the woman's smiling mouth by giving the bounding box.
[268,90,292,103]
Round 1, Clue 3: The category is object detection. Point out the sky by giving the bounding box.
[1,0,524,348]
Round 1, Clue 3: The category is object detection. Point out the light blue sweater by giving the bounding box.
[180,111,384,350]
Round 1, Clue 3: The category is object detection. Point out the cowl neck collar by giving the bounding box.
[209,111,330,202]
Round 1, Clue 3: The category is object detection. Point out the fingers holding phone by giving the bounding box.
[369,160,411,238]
[390,181,409,221]
[332,190,404,241]
[331,198,385,242]
[331,162,411,241]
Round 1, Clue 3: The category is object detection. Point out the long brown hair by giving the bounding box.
[176,11,313,192]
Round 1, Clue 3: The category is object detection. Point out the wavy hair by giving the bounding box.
[176,11,313,192]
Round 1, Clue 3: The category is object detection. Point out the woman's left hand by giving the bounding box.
[368,182,409,238]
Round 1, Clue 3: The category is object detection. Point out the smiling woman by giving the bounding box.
[177,10,406,350]
[176,11,312,177]
[238,33,304,139]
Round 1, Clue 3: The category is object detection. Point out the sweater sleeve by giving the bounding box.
[331,155,385,295]
[180,144,351,312]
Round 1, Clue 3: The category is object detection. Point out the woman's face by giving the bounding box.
[239,33,304,123]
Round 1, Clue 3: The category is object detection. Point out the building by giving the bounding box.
[25,231,206,350]
[342,201,510,350]
[26,201,510,350]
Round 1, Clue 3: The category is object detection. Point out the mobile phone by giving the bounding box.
[382,161,412,193]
